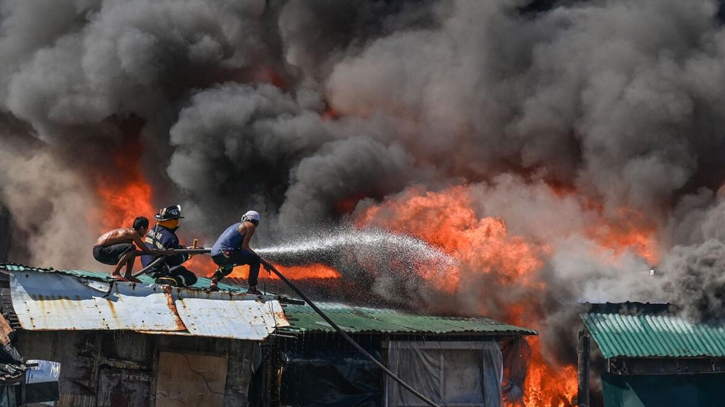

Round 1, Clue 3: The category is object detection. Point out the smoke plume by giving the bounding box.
[4,0,725,368]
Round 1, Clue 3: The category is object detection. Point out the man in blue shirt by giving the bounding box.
[209,210,263,294]
[141,205,198,287]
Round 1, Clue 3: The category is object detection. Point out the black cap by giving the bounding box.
[154,204,184,221]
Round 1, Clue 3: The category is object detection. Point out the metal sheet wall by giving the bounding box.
[15,330,255,407]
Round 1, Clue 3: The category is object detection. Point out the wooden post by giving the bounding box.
[578,330,590,407]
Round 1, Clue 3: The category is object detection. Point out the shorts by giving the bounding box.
[93,243,135,266]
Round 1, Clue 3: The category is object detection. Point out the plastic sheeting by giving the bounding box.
[387,340,503,407]
[502,338,531,406]
[281,349,383,407]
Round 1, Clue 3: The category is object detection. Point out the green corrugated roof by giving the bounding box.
[582,311,725,358]
[0,263,245,293]
[281,303,537,335]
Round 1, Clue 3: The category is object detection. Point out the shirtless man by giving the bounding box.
[93,216,171,281]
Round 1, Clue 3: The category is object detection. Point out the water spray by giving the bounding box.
[257,229,458,279]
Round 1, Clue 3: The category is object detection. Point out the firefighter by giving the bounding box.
[93,216,171,281]
[140,205,198,287]
[209,210,265,294]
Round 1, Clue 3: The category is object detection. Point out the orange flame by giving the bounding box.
[92,134,154,232]
[586,208,659,264]
[208,262,341,280]
[358,186,546,292]
[523,338,578,407]
[185,254,218,276]
[355,184,658,406]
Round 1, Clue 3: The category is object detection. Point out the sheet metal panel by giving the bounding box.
[175,297,289,341]
[583,312,725,358]
[11,272,184,332]
[9,270,286,341]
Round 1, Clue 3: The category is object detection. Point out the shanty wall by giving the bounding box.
[258,333,528,407]
[15,330,255,407]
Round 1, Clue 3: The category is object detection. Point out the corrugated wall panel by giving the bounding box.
[583,312,725,358]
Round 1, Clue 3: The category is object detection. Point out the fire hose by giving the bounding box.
[129,248,442,407]
[131,248,212,278]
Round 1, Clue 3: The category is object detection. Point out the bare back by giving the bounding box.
[96,228,138,247]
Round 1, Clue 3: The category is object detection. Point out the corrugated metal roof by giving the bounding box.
[11,271,185,331]
[582,311,725,358]
[0,264,244,292]
[1,264,535,338]
[280,303,537,335]
[1,264,288,341]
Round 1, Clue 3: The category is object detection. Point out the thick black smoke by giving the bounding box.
[4,0,725,365]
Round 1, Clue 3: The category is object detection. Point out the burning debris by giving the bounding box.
[2,0,725,405]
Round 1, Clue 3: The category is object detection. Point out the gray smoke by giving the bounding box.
[4,0,725,369]
[0,141,97,270]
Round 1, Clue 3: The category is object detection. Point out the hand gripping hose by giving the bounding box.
[259,259,442,407]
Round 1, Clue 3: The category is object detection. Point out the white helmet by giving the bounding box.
[242,210,261,224]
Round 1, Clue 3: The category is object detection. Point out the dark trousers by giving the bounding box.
[168,266,198,287]
[153,265,198,287]
[212,250,261,286]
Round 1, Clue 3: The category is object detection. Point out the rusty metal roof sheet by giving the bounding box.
[582,304,725,358]
[1,264,288,341]
[176,297,286,339]
[11,270,185,332]
[280,302,537,335]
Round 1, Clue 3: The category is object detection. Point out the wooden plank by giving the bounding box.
[223,340,253,407]
[156,351,227,407]
[0,311,13,346]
